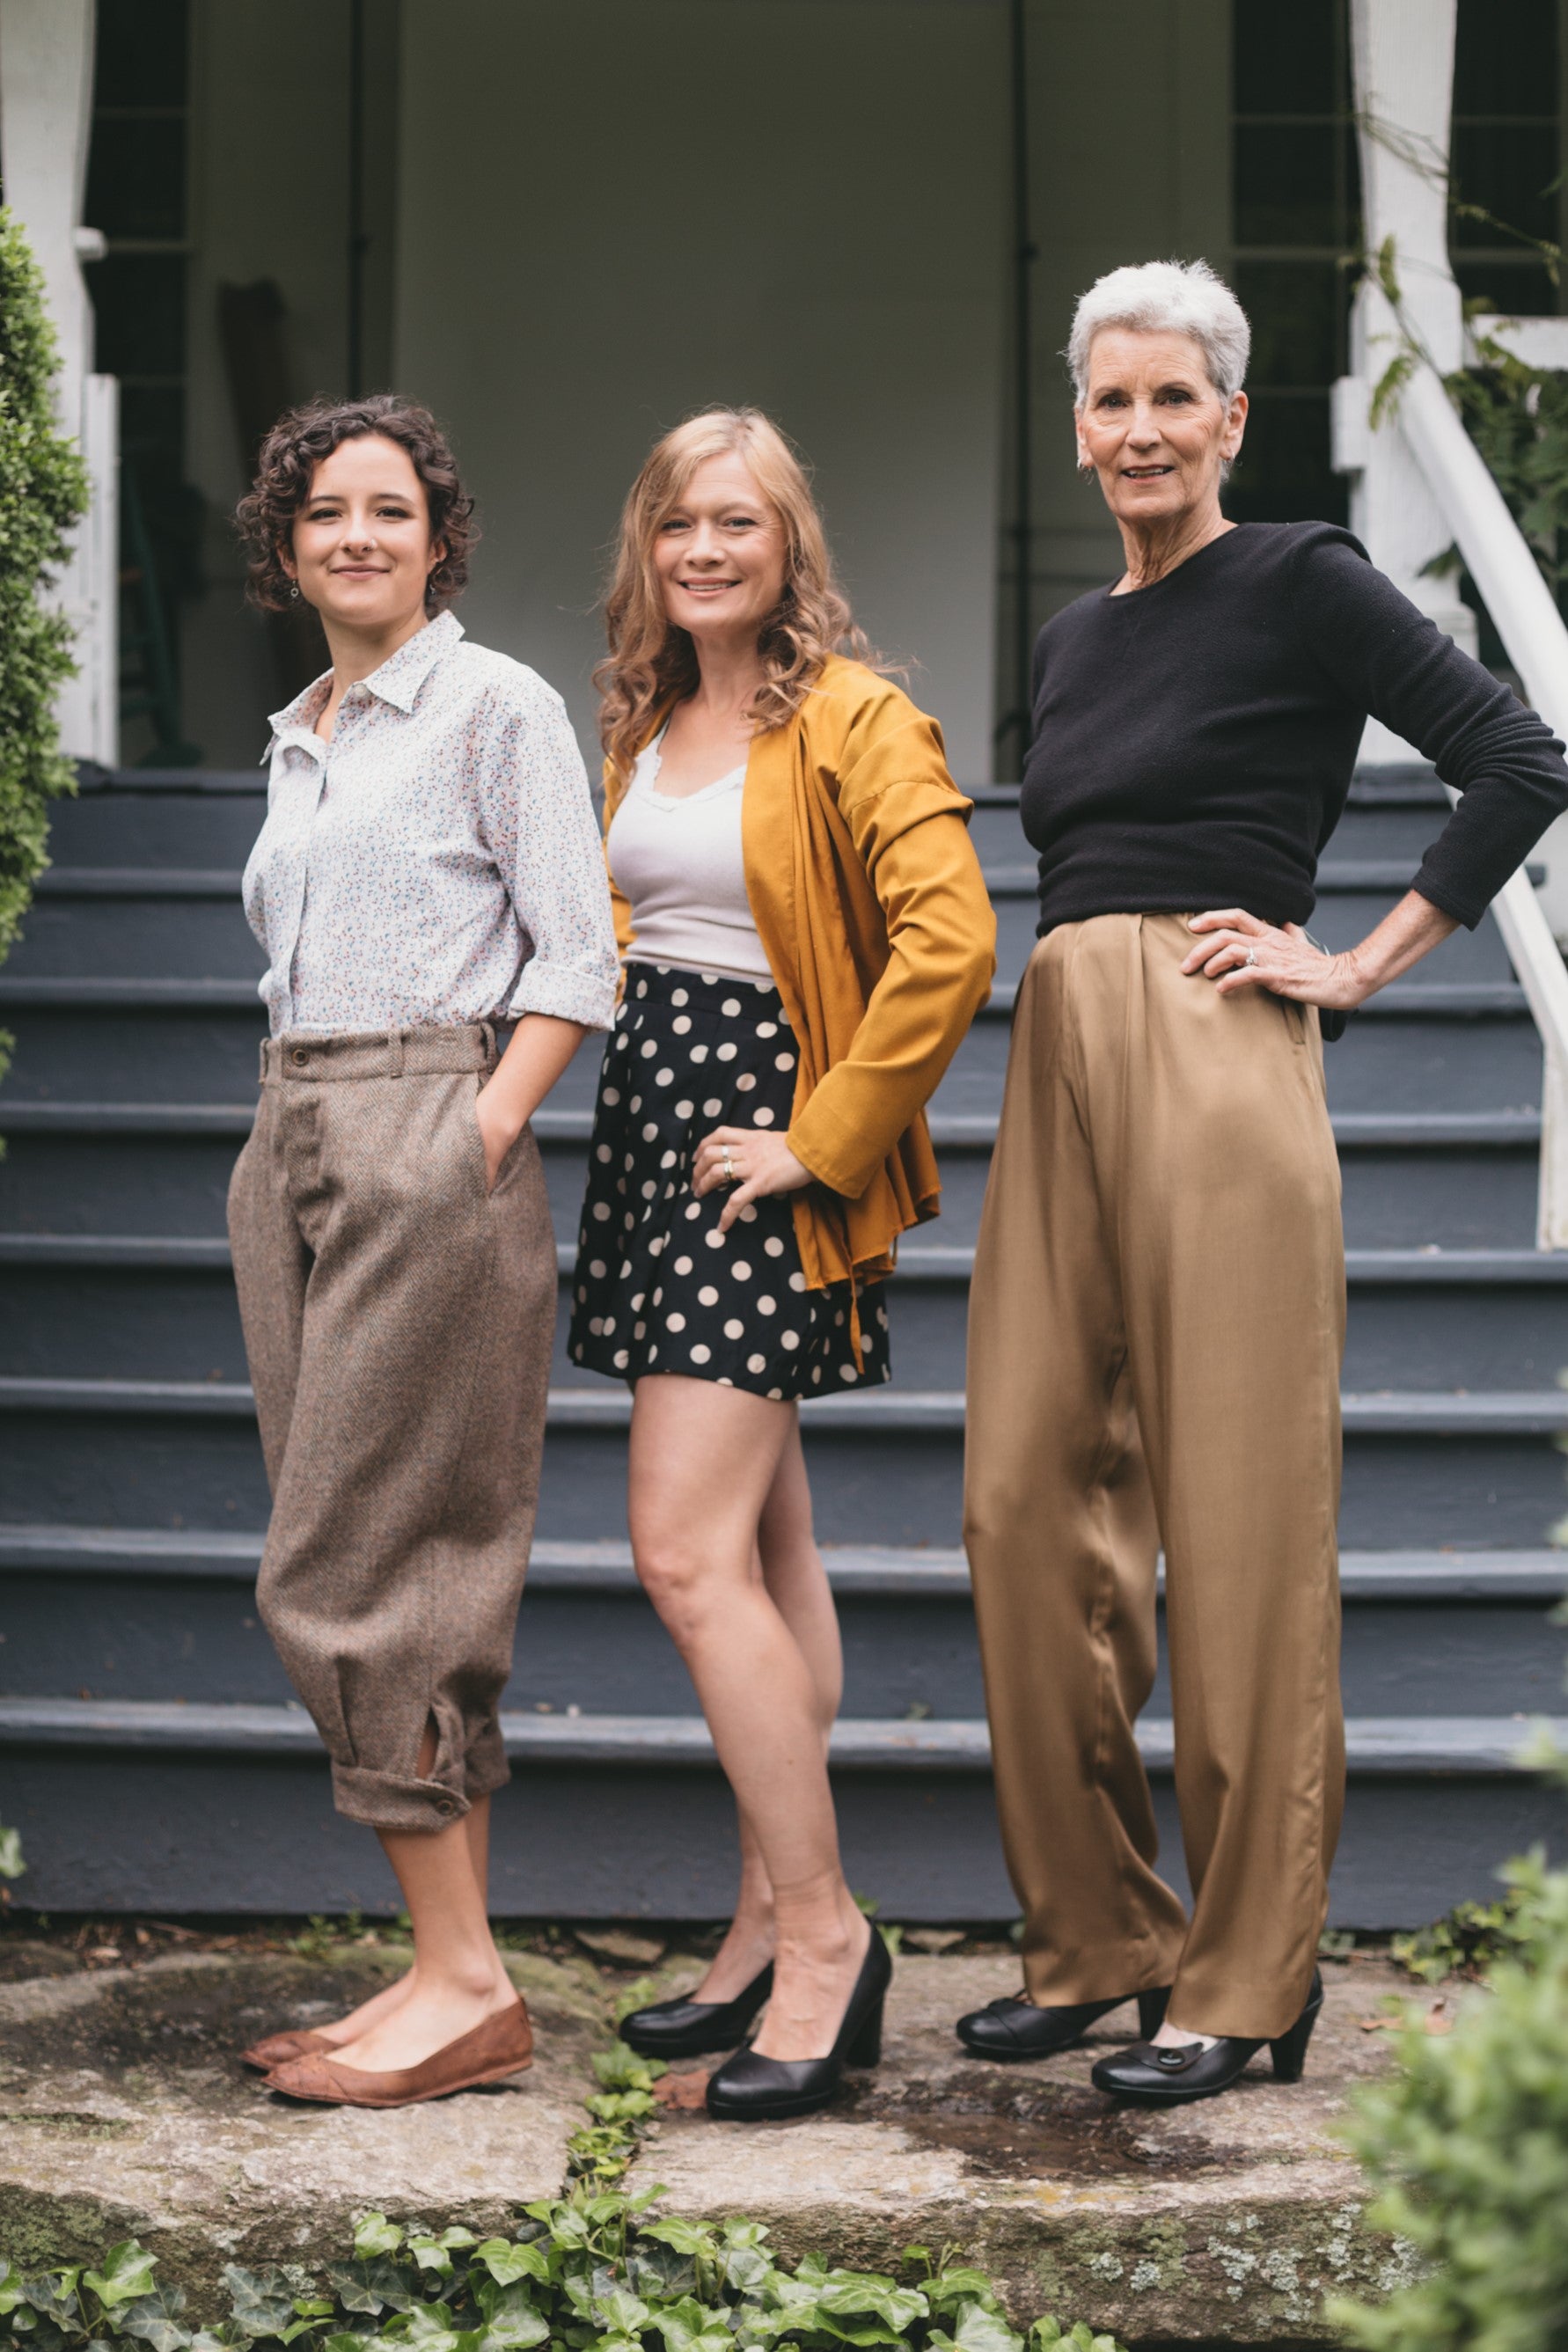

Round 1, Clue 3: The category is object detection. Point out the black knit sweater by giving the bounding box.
[1020,521,1568,934]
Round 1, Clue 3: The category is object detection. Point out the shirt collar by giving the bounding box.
[265,611,465,748]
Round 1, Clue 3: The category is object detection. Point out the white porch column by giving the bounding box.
[1336,0,1476,762]
[0,0,117,766]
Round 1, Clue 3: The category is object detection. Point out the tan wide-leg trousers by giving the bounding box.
[964,916,1345,2041]
[228,1024,557,1834]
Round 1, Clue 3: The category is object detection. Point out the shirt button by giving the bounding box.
[291,1048,308,1066]
[435,1797,457,1818]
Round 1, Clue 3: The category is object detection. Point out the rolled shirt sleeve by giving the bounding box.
[477,680,619,1031]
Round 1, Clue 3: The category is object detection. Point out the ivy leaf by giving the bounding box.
[352,2222,404,2263]
[116,2286,191,2352]
[472,2246,551,2292]
[0,2260,23,2319]
[926,2304,1024,2352]
[636,2223,714,2261]
[470,2284,548,2351]
[322,2263,416,2319]
[84,2249,159,2312]
[220,2271,297,2341]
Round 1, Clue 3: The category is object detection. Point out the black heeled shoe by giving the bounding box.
[619,1960,774,2059]
[1090,1969,1323,2104]
[956,1984,1169,2060]
[705,1926,891,2121]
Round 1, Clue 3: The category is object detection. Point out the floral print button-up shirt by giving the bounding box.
[244,612,619,1036]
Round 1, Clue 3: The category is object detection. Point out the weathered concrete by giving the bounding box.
[0,1937,1423,2344]
[0,1944,603,2290]
[628,1954,1425,2345]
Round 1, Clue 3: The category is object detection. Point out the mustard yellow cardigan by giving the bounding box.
[602,657,997,1293]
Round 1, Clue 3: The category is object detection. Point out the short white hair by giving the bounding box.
[1066,259,1250,406]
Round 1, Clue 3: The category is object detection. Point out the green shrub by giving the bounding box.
[1331,1850,1568,2352]
[0,205,90,1096]
[0,2202,1126,2352]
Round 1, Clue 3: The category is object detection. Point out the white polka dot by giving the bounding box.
[703,1098,723,1117]
[648,1344,659,1361]
[589,1316,604,1335]
[661,1149,678,1169]
[674,1255,693,1274]
[671,988,689,1006]
[619,1260,632,1278]
[877,1305,889,1326]
[755,1022,778,1037]
[758,1295,776,1315]
[731,1260,752,1280]
[590,1260,606,1279]
[623,1154,635,1171]
[753,1107,775,1126]
[603,1316,616,1335]
[674,1100,694,1118]
[642,1122,659,1141]
[672,1016,692,1034]
[576,1286,587,1303]
[602,1086,620,1104]
[706,1228,726,1249]
[721,997,741,1016]
[634,1322,646,1340]
[635,979,648,997]
[685,1201,702,1220]
[789,1272,806,1292]
[738,1204,758,1223]
[839,1362,859,1382]
[653,1287,663,1305]
[781,1330,800,1349]
[736,1072,757,1092]
[748,1353,767,1374]
[631,1292,645,1311]
[690,1343,711,1365]
[596,1144,612,1162]
[641,1180,657,1199]
[775,1052,795,1071]
[656,1067,675,1086]
[630,1096,641,1111]
[764,1237,785,1257]
[724,1318,744,1339]
[614,1034,628,1051]
[834,1308,845,1327]
[592,1202,611,1221]
[699,1285,720,1306]
[767,1388,783,1400]
[614,1349,630,1370]
[716,1042,737,1061]
[641,1039,658,1058]
[667,1312,686,1332]
[812,1366,823,1384]
[717,1375,734,1387]
[690,1044,708,1063]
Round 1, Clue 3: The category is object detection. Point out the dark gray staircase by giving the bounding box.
[1,766,1564,1923]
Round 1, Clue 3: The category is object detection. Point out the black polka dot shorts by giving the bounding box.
[568,962,890,1401]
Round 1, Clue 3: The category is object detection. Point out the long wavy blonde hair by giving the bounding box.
[596,407,876,778]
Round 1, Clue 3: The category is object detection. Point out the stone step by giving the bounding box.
[5,1241,1565,1393]
[3,1529,1561,1719]
[0,1378,1562,1552]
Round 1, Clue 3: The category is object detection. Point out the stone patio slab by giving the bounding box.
[0,1939,1425,2343]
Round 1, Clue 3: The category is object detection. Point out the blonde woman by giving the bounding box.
[570,408,994,2119]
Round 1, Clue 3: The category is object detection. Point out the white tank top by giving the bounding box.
[605,731,773,985]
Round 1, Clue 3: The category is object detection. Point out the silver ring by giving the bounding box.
[1243,946,1258,967]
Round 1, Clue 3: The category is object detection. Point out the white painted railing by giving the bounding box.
[1396,365,1568,1250]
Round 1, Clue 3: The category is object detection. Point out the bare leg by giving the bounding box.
[630,1376,868,2062]
[324,1726,515,2072]
[305,1789,495,2046]
[697,1424,844,2002]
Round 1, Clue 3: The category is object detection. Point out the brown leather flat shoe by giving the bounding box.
[265,1997,533,2108]
[240,2028,334,2072]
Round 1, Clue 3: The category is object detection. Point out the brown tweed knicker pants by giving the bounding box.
[228,1024,557,1833]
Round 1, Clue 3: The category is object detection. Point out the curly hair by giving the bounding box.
[595,407,878,779]
[235,394,477,615]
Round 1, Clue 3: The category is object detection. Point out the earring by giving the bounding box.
[289,582,300,601]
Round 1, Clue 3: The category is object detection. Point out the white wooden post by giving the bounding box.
[0,0,117,767]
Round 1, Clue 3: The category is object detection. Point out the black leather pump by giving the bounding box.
[1090,1969,1324,2104]
[956,1984,1169,2060]
[619,1961,773,2059]
[705,1926,891,2121]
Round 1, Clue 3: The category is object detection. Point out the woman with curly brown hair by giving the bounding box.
[576,408,995,2119]
[226,395,618,2107]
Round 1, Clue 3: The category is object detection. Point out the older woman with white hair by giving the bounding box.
[959,259,1568,2104]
